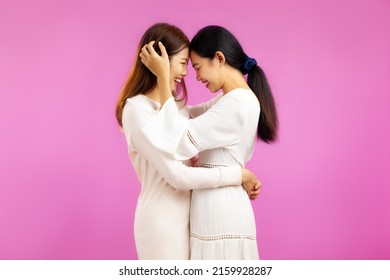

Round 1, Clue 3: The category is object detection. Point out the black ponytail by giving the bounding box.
[190,25,278,143]
[247,65,278,142]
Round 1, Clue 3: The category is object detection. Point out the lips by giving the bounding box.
[200,79,209,88]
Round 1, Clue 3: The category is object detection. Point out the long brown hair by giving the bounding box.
[116,23,190,127]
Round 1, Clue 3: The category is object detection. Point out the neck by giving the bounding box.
[221,67,251,94]
[149,77,173,106]
[146,86,162,103]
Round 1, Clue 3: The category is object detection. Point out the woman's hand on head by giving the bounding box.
[139,41,170,82]
[242,168,262,200]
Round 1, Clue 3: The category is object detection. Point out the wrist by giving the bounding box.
[241,168,248,183]
[157,74,170,84]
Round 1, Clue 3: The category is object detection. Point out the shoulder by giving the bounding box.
[216,88,256,109]
[219,88,259,122]
[124,94,158,112]
[122,95,159,133]
[123,95,160,119]
[226,88,255,100]
[227,88,259,111]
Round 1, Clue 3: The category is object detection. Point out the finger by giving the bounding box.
[141,45,152,57]
[251,189,260,196]
[253,186,261,193]
[158,41,168,59]
[253,180,261,191]
[146,41,158,56]
[141,43,150,54]
[250,192,260,199]
[251,185,261,195]
[251,184,259,192]
[139,53,147,65]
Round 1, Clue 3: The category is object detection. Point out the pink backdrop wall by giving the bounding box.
[1,0,389,259]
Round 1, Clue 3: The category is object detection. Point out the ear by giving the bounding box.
[214,51,226,65]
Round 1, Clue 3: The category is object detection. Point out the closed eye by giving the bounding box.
[192,63,200,70]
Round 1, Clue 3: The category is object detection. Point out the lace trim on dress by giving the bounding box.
[197,163,229,168]
[190,233,256,241]
[187,131,202,151]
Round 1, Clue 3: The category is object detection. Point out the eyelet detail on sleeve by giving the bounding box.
[187,131,202,151]
[197,163,229,168]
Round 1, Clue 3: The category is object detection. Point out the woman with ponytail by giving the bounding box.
[139,25,278,259]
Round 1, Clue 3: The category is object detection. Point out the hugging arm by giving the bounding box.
[123,102,260,195]
[134,129,260,197]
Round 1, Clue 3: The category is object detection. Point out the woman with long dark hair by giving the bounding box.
[139,25,278,259]
[116,23,260,259]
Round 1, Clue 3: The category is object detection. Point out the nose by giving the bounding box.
[196,72,201,81]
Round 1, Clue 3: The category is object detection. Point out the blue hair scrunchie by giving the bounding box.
[241,56,257,75]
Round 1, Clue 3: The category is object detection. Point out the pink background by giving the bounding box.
[1,0,389,259]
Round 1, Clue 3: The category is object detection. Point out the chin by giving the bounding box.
[207,84,217,93]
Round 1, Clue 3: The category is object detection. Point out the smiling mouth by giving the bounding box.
[174,78,182,83]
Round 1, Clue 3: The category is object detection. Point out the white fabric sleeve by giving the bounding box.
[122,101,242,191]
[140,92,248,161]
[132,129,241,190]
[186,93,223,118]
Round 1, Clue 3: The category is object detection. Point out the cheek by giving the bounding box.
[204,70,213,81]
[211,70,221,82]
[172,64,181,77]
[169,66,175,78]
[198,68,206,78]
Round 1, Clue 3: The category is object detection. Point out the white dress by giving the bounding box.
[139,88,260,259]
[122,94,242,260]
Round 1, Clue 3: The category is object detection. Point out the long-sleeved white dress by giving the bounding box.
[139,88,260,259]
[122,94,243,260]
